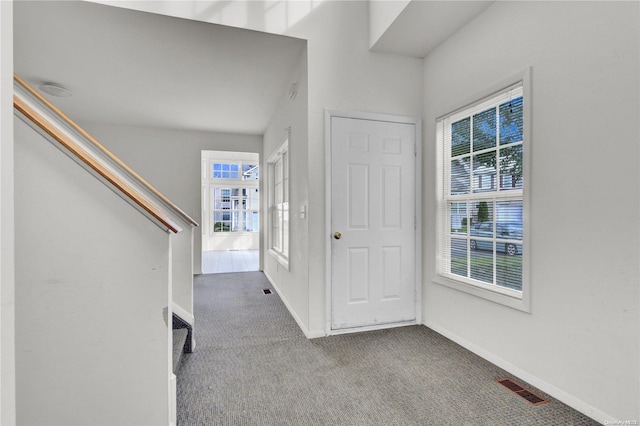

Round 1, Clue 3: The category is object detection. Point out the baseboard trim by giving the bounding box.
[424,320,616,425]
[263,271,320,339]
[306,330,327,339]
[170,373,177,426]
[172,302,194,326]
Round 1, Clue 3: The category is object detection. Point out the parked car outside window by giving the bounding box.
[470,221,522,255]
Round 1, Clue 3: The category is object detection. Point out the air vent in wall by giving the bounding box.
[263,289,272,295]
[496,378,549,406]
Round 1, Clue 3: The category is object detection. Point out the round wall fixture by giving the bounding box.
[39,82,72,97]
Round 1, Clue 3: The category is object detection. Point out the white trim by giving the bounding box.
[266,138,289,269]
[324,110,332,335]
[423,321,615,425]
[324,109,422,336]
[414,119,423,326]
[1,2,16,423]
[169,373,177,426]
[171,302,194,327]
[432,274,528,312]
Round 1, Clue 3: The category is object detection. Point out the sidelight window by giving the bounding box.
[267,140,289,268]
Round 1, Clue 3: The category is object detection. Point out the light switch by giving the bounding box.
[299,204,307,219]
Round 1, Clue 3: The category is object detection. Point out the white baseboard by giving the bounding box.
[424,320,616,425]
[170,373,177,426]
[172,302,194,326]
[263,271,322,339]
[306,329,327,339]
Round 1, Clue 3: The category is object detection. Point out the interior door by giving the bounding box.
[331,116,416,330]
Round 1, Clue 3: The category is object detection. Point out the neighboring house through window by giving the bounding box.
[209,161,259,234]
[436,73,530,311]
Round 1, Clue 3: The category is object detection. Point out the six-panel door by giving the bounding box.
[331,116,416,330]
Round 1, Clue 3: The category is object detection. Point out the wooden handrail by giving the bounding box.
[14,75,199,228]
[14,88,183,234]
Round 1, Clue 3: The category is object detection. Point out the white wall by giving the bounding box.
[0,1,16,424]
[14,119,172,425]
[82,123,262,274]
[285,1,423,336]
[260,2,423,336]
[262,45,310,333]
[94,1,424,336]
[422,2,639,422]
[368,0,410,49]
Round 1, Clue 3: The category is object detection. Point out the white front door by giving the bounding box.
[331,116,416,330]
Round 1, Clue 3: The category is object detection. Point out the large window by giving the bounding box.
[436,79,528,309]
[209,160,259,234]
[267,140,289,268]
[211,187,259,233]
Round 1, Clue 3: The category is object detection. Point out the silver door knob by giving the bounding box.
[333,231,342,240]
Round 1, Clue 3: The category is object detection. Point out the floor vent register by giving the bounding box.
[496,378,549,406]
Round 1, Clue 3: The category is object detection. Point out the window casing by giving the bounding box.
[436,78,529,311]
[268,141,289,268]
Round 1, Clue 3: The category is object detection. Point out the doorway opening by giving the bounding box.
[201,150,260,274]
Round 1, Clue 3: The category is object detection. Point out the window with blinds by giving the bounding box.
[436,82,525,298]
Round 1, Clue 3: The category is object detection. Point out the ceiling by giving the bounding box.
[13,1,306,135]
[14,1,492,136]
[371,1,494,58]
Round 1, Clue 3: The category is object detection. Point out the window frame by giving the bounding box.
[206,158,259,236]
[267,140,289,269]
[434,69,531,312]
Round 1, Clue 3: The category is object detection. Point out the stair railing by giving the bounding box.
[13,74,199,232]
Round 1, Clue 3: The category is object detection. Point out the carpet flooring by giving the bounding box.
[176,272,598,425]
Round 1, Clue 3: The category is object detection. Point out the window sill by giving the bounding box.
[433,274,530,313]
[268,249,289,271]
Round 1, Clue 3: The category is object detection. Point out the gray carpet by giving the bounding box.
[176,272,598,425]
[173,328,188,373]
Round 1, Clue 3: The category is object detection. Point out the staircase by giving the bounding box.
[172,308,194,373]
[173,328,189,373]
[13,74,198,426]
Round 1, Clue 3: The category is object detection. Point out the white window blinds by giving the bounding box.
[436,83,524,296]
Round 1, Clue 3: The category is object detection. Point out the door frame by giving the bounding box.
[324,109,422,335]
